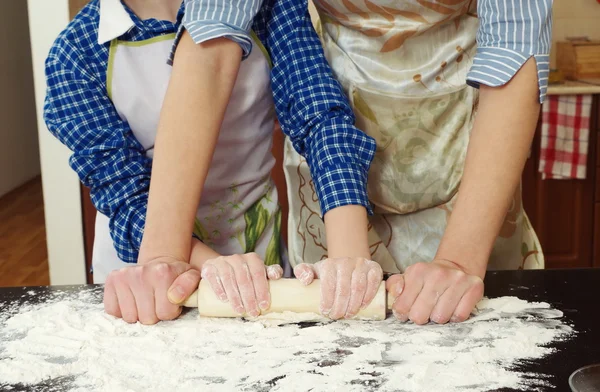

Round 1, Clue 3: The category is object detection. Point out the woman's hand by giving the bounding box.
[200,253,283,318]
[103,257,201,325]
[386,259,484,325]
[294,258,383,320]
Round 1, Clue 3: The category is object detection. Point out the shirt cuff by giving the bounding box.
[466,47,549,103]
[306,118,376,217]
[110,207,146,264]
[168,22,253,65]
[311,161,373,217]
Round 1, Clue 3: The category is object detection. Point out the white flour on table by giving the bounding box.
[0,287,572,392]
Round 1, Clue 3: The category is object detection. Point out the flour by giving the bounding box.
[0,287,572,392]
[248,311,331,327]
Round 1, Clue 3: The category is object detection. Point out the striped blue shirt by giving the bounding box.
[467,0,553,102]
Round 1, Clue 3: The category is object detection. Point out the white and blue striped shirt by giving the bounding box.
[181,0,553,102]
[468,0,553,102]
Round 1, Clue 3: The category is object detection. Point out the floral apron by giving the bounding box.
[283,0,543,272]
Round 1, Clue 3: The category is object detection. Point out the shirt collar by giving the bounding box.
[98,0,135,45]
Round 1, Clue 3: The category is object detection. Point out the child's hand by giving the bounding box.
[200,253,283,318]
[293,258,383,320]
[103,258,201,325]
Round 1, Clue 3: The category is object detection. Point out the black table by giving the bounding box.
[0,269,599,391]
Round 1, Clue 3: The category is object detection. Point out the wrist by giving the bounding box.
[189,239,221,270]
[324,205,371,260]
[433,251,487,279]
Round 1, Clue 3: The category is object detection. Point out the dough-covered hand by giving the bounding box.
[200,253,283,318]
[386,259,484,325]
[104,257,201,325]
[294,258,383,320]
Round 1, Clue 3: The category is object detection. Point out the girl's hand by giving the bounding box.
[200,253,283,318]
[386,259,484,325]
[293,258,383,320]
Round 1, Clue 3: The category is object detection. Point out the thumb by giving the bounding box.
[167,266,201,305]
[386,274,405,300]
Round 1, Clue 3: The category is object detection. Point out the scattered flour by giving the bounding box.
[0,287,572,392]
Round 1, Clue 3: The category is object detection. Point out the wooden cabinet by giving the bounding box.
[522,96,600,268]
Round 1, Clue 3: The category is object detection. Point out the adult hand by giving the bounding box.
[386,259,484,325]
[104,257,200,325]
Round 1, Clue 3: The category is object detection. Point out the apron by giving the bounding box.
[284,0,544,273]
[92,33,282,283]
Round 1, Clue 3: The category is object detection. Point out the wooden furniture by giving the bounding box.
[557,41,600,80]
[522,95,600,269]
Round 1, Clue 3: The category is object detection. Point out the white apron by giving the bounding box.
[92,33,281,283]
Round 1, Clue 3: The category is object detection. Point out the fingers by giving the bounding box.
[247,254,270,312]
[266,264,283,280]
[114,275,138,324]
[231,255,260,318]
[328,261,353,320]
[147,263,185,322]
[344,263,368,319]
[452,277,484,322]
[201,263,228,302]
[392,264,426,322]
[167,268,201,305]
[429,276,472,324]
[293,263,315,286]
[362,261,383,309]
[213,258,244,315]
[386,274,404,300]
[316,261,336,317]
[409,281,448,326]
[103,275,121,318]
[130,267,158,325]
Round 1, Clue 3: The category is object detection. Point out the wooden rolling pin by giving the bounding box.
[183,278,394,320]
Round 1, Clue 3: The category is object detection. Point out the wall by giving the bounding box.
[0,2,40,197]
[551,0,600,68]
[28,0,87,285]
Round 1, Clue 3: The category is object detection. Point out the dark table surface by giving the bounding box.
[0,269,599,391]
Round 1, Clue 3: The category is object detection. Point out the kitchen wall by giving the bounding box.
[28,0,87,285]
[551,0,600,68]
[0,2,40,198]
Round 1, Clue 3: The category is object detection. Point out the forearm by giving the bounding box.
[139,32,242,264]
[189,239,221,269]
[324,205,371,260]
[436,58,541,278]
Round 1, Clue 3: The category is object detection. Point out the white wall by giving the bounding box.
[0,2,40,197]
[28,0,86,285]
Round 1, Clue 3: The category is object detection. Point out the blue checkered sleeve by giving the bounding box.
[44,26,150,263]
[254,0,376,216]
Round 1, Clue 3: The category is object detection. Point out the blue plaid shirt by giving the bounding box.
[44,2,185,263]
[44,0,374,264]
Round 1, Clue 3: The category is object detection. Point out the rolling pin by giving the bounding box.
[183,278,394,320]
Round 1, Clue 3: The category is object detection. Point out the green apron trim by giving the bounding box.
[106,33,177,100]
[117,33,177,47]
[106,39,118,100]
[250,30,272,69]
